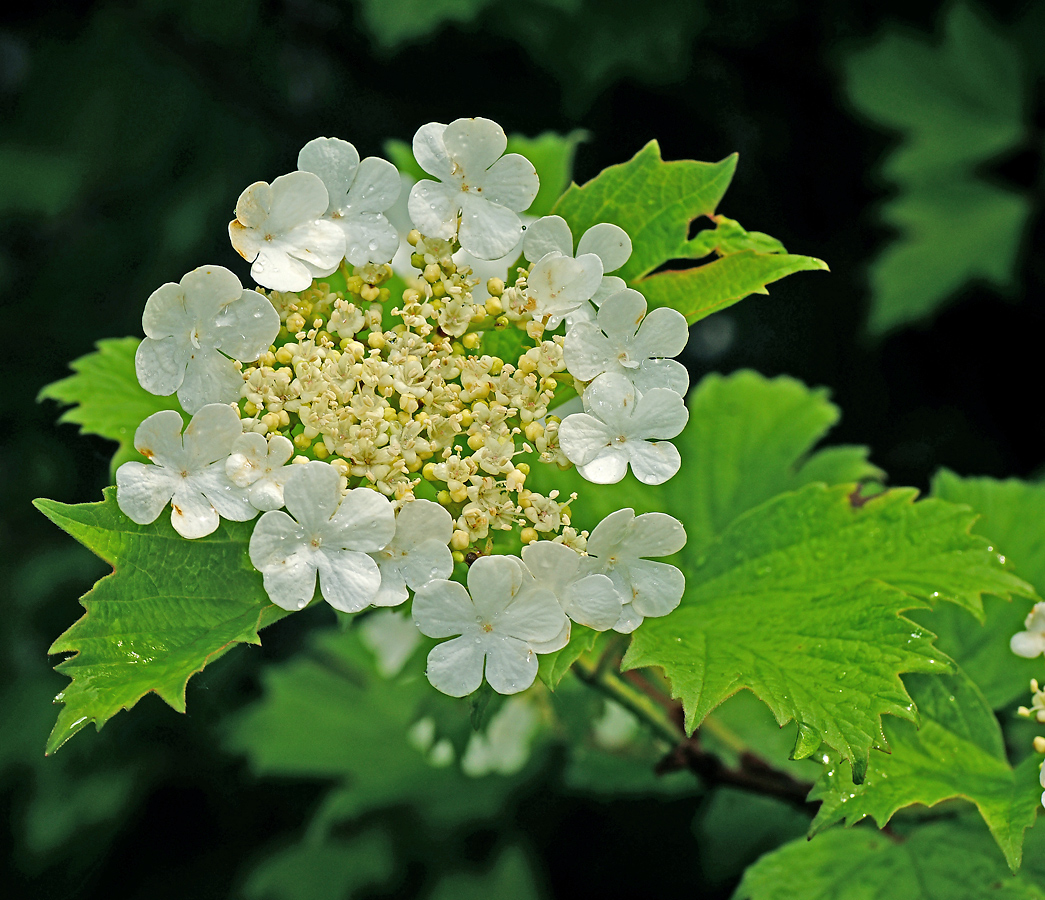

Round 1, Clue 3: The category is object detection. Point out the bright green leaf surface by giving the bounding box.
[35,488,289,753]
[38,337,181,474]
[550,142,826,322]
[917,471,1045,709]
[810,671,1039,870]
[624,484,1034,772]
[734,817,1045,899]
[532,370,881,544]
[537,624,600,690]
[845,4,1031,333]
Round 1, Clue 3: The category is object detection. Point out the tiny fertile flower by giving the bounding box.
[413,555,567,696]
[523,214,632,307]
[408,117,539,260]
[521,540,622,631]
[564,288,689,396]
[583,508,687,633]
[558,373,689,485]
[524,251,603,328]
[248,461,396,612]
[297,137,401,266]
[116,404,255,539]
[369,499,454,607]
[135,265,280,414]
[226,432,294,511]
[1012,602,1045,657]
[229,170,345,291]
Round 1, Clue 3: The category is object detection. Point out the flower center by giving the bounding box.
[480,622,494,633]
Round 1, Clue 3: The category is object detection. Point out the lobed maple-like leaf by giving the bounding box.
[34,488,291,753]
[810,670,1041,871]
[623,484,1034,776]
[550,141,827,323]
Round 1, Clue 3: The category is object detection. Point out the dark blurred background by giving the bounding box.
[3,0,1044,897]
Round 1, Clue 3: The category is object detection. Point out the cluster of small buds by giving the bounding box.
[116,116,691,698]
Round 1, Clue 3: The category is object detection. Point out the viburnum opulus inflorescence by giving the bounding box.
[121,116,691,697]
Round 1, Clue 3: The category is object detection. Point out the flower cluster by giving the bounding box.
[116,116,691,698]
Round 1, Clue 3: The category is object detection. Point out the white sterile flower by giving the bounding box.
[226,432,294,511]
[369,499,454,607]
[1012,602,1045,657]
[525,250,604,328]
[558,373,689,485]
[135,265,280,414]
[248,461,396,612]
[408,117,539,260]
[583,508,687,634]
[523,214,632,307]
[521,540,622,631]
[412,555,567,697]
[297,137,401,266]
[359,609,423,677]
[461,697,542,777]
[115,404,255,539]
[564,288,689,396]
[229,170,345,291]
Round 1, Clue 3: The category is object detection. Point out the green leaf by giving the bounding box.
[226,626,520,828]
[537,624,600,690]
[735,816,1045,900]
[38,337,181,475]
[354,0,497,48]
[384,129,585,217]
[918,471,1045,709]
[34,487,290,754]
[532,370,882,544]
[550,141,827,322]
[624,484,1035,773]
[844,4,1031,333]
[810,671,1039,871]
[243,829,394,900]
[429,845,545,900]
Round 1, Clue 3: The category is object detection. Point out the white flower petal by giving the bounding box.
[632,306,689,359]
[399,540,454,590]
[214,289,280,362]
[563,574,623,631]
[484,634,540,694]
[177,349,243,414]
[626,511,687,558]
[626,440,682,485]
[558,413,611,467]
[458,194,522,260]
[426,634,486,697]
[577,450,630,484]
[371,566,409,608]
[582,373,636,432]
[443,117,507,174]
[596,289,646,343]
[250,247,315,292]
[249,509,306,569]
[340,212,400,266]
[523,215,573,262]
[613,605,645,634]
[233,180,273,229]
[133,409,187,469]
[1011,631,1045,658]
[577,222,632,273]
[169,482,220,538]
[135,336,187,397]
[315,549,381,613]
[591,275,627,307]
[115,462,179,525]
[633,388,688,440]
[527,618,571,654]
[282,461,342,532]
[627,559,685,618]
[412,122,453,181]
[496,585,567,643]
[297,137,360,213]
[563,322,612,382]
[193,462,256,522]
[586,508,636,559]
[262,549,318,611]
[479,153,539,212]
[249,479,286,512]
[265,170,330,233]
[141,282,190,339]
[182,403,243,469]
[345,157,402,214]
[632,359,690,396]
[408,179,458,239]
[413,579,475,639]
[180,265,242,319]
[282,219,346,275]
[466,555,523,621]
[328,487,396,552]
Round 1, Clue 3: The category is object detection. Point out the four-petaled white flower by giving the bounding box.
[524,251,604,328]
[408,117,539,260]
[558,373,689,485]
[413,555,567,696]
[564,288,689,396]
[369,499,454,607]
[520,540,622,631]
[116,404,255,539]
[583,508,687,633]
[229,170,345,292]
[248,461,396,612]
[298,137,401,266]
[1012,602,1045,658]
[226,432,294,511]
[523,215,633,311]
[135,265,280,414]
